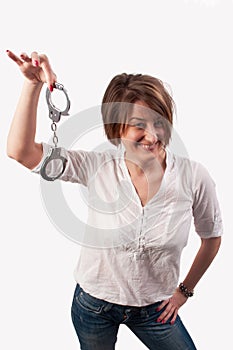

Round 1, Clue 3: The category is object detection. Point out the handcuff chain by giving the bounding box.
[51,122,58,147]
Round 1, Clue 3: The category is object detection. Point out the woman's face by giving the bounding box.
[120,101,168,163]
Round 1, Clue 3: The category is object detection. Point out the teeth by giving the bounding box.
[139,143,153,150]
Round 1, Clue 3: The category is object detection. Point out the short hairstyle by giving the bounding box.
[101,73,176,146]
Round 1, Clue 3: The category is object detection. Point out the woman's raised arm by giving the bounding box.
[6,50,56,169]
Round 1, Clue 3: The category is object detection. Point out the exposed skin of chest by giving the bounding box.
[129,171,164,207]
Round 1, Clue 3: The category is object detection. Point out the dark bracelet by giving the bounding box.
[179,283,194,298]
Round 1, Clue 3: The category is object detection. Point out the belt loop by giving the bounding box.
[140,307,149,318]
[103,302,113,312]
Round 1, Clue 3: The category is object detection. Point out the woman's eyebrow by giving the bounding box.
[128,117,145,121]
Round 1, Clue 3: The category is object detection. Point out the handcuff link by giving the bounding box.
[40,82,70,181]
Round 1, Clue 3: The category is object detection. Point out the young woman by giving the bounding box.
[7,50,223,350]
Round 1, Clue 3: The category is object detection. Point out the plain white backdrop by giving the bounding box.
[0,0,232,349]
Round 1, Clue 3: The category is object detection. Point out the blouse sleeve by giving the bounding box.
[192,162,223,239]
[31,142,98,186]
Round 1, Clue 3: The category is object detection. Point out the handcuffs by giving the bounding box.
[40,82,70,181]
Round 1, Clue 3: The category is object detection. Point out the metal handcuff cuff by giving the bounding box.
[40,82,71,181]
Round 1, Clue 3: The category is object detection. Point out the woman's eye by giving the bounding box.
[135,123,145,128]
[154,120,163,128]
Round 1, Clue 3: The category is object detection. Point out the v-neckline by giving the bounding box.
[121,151,168,209]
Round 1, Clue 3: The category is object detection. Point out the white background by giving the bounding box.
[0,0,232,349]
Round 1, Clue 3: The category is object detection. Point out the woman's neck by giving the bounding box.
[124,148,166,178]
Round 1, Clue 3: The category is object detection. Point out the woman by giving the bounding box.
[6,50,222,350]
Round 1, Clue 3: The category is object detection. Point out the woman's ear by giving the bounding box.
[118,125,123,140]
[119,123,128,138]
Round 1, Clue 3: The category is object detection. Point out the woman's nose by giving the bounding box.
[143,127,158,143]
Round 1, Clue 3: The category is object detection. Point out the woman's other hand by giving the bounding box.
[156,288,188,325]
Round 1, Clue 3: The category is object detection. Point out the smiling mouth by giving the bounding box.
[139,143,154,151]
[137,141,160,151]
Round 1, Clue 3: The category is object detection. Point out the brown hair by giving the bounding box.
[101,73,176,146]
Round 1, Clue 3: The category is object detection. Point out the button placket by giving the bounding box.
[139,207,147,250]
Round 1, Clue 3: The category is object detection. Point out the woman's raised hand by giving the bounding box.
[6,50,57,92]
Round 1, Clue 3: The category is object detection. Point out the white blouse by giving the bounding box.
[32,142,223,306]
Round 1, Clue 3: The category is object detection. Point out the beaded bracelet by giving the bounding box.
[179,282,194,298]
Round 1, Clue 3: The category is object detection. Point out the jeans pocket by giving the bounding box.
[75,289,105,314]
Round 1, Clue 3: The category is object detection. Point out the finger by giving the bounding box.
[161,306,176,323]
[156,299,169,312]
[31,51,40,67]
[170,309,178,325]
[6,50,24,66]
[20,52,31,63]
[40,54,57,91]
[157,305,173,323]
[156,299,175,322]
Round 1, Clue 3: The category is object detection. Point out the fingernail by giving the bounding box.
[156,308,160,311]
[157,318,161,322]
[162,320,165,324]
[6,50,9,53]
[170,321,175,325]
[34,60,39,67]
[49,85,53,92]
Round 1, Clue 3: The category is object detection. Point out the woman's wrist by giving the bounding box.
[178,282,194,298]
[22,80,44,97]
[23,79,44,90]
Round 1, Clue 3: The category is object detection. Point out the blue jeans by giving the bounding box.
[71,284,197,350]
